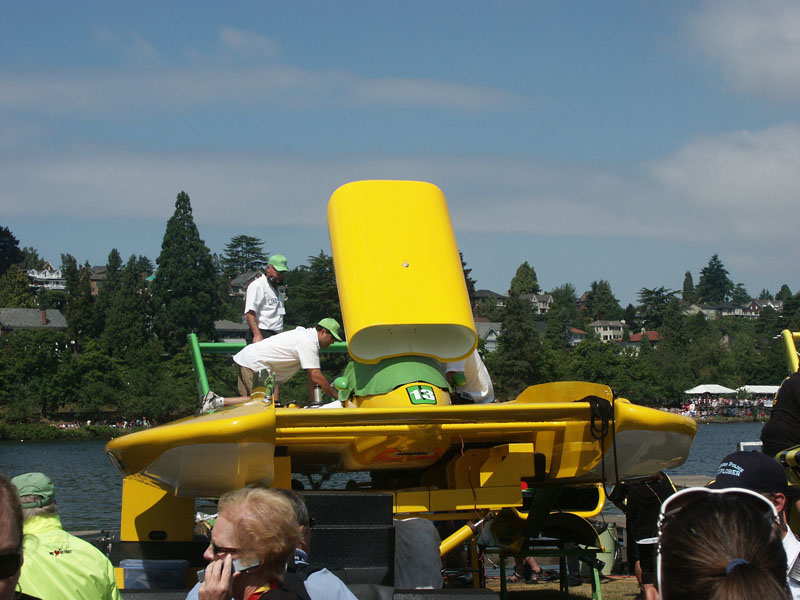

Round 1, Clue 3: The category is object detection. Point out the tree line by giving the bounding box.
[1,192,799,427]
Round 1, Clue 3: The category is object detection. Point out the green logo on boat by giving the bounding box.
[407,385,436,405]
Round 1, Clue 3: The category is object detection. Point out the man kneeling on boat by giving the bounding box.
[201,318,343,413]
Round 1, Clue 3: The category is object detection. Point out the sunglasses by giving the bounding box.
[0,547,22,579]
[656,486,779,596]
[210,541,239,556]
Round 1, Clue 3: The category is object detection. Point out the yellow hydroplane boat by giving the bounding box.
[105,180,696,586]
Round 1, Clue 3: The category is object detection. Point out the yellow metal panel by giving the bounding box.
[327,180,477,363]
[119,476,194,542]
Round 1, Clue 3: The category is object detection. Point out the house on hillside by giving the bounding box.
[474,319,501,353]
[26,262,66,292]
[473,289,506,310]
[214,319,249,344]
[229,271,261,299]
[683,303,717,319]
[567,327,587,346]
[588,320,627,342]
[716,302,757,319]
[520,293,552,315]
[0,308,67,336]
[748,299,783,317]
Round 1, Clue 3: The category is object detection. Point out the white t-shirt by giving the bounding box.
[243,274,285,332]
[783,525,800,600]
[445,350,494,403]
[233,326,320,383]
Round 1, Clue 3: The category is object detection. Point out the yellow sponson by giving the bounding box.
[327,180,477,364]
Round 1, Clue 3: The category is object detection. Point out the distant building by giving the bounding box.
[473,289,506,309]
[0,308,67,336]
[474,319,501,353]
[588,320,627,342]
[683,303,717,319]
[520,293,552,315]
[26,262,66,292]
[747,298,783,316]
[229,271,261,299]
[567,327,587,346]
[214,319,249,344]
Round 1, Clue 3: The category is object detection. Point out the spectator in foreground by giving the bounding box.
[658,486,789,600]
[0,472,39,600]
[198,487,303,600]
[11,472,121,600]
[707,450,800,599]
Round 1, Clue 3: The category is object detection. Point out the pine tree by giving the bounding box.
[152,191,221,352]
[508,261,540,295]
[103,255,153,356]
[0,226,24,276]
[64,263,98,345]
[221,235,268,278]
[695,254,733,304]
[682,271,695,303]
[94,248,123,335]
[491,292,553,400]
[586,280,623,321]
[460,251,477,307]
[0,264,36,307]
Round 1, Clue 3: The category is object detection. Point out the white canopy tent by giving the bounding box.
[738,385,779,395]
[684,384,737,395]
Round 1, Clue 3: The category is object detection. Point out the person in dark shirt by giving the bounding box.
[610,472,676,600]
[762,372,800,457]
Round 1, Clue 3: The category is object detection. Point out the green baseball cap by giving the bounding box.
[11,472,55,509]
[317,318,343,341]
[268,254,288,272]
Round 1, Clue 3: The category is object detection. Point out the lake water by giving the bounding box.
[0,421,765,532]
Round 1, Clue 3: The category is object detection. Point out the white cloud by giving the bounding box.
[690,0,800,101]
[218,27,279,60]
[94,27,158,64]
[2,123,797,249]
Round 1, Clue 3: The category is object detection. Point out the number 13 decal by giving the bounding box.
[407,385,436,405]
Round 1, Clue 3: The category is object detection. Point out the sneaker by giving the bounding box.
[200,391,225,413]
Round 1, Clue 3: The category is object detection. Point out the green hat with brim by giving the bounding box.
[268,254,288,272]
[11,472,55,509]
[318,318,343,341]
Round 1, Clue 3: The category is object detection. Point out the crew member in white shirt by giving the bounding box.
[244,254,288,344]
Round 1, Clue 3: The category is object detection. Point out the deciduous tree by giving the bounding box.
[0,265,35,307]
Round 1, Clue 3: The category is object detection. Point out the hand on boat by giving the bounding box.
[199,554,234,600]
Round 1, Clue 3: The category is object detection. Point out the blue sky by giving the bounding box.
[2,1,798,306]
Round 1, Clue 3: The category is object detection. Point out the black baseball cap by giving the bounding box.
[708,451,788,495]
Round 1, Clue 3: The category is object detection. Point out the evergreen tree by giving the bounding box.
[284,251,342,328]
[730,283,750,305]
[94,248,124,334]
[549,283,583,328]
[586,280,623,321]
[0,265,36,307]
[61,254,79,292]
[623,304,638,331]
[460,251,477,307]
[64,263,98,345]
[136,255,155,276]
[695,254,733,304]
[508,261,540,295]
[638,286,677,329]
[103,255,154,356]
[490,292,553,400]
[682,271,695,303]
[776,284,793,303]
[152,191,221,352]
[759,288,774,301]
[20,247,45,271]
[0,226,24,276]
[221,235,268,278]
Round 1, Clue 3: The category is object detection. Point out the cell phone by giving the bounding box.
[196,556,261,582]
